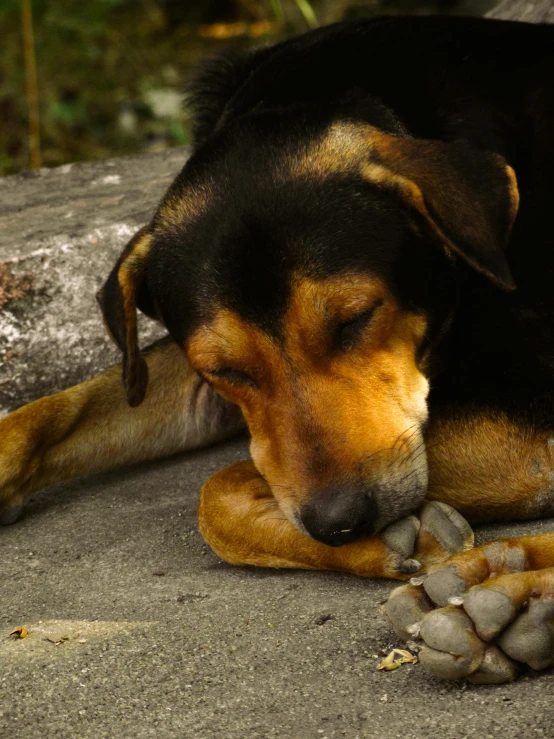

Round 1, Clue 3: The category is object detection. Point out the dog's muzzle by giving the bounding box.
[300,485,379,546]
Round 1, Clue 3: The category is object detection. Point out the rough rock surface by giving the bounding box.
[0,148,188,415]
[487,0,554,22]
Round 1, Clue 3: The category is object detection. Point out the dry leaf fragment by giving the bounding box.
[9,626,29,639]
[377,648,418,672]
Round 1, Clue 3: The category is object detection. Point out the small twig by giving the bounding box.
[21,0,41,169]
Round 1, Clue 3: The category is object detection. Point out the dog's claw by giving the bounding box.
[448,595,464,606]
[407,622,422,637]
[398,558,421,575]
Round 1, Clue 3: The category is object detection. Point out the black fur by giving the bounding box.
[116,16,554,431]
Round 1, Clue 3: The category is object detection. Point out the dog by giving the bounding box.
[2,15,554,684]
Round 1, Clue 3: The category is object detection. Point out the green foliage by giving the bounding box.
[1,0,493,175]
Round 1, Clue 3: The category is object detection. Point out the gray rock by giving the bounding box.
[487,0,554,22]
[0,148,189,414]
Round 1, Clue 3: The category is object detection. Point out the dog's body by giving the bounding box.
[2,16,554,683]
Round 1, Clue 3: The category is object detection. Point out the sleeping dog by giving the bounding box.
[2,15,554,684]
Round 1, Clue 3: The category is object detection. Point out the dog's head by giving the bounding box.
[98,115,518,545]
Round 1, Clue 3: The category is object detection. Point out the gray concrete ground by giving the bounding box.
[2,437,554,739]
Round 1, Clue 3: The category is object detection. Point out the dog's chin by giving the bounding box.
[274,457,429,541]
[371,477,429,534]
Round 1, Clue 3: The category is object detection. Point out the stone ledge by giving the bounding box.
[0,147,189,415]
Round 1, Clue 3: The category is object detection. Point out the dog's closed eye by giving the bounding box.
[336,300,383,351]
[205,367,258,389]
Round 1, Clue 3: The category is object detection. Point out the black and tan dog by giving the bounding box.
[2,16,554,684]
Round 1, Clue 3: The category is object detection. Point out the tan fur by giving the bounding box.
[277,120,519,260]
[281,121,372,180]
[188,274,429,527]
[505,164,520,233]
[3,326,554,578]
[199,461,554,579]
[156,181,214,230]
[427,534,554,588]
[471,566,554,606]
[198,459,397,577]
[0,338,244,513]
[425,414,554,523]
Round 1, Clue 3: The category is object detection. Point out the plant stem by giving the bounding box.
[21,0,41,169]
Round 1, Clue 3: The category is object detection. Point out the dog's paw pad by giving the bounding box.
[498,597,554,671]
[423,565,467,607]
[463,587,517,641]
[383,584,433,641]
[484,541,527,575]
[413,502,474,570]
[420,502,474,553]
[417,606,485,680]
[381,515,420,560]
[0,503,24,526]
[467,645,519,685]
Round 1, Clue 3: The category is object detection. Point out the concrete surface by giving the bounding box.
[2,437,554,739]
[0,149,188,414]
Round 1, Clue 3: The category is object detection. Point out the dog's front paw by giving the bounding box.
[380,501,474,582]
[384,541,554,684]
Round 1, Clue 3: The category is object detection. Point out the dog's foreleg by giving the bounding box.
[0,337,244,523]
[199,460,474,579]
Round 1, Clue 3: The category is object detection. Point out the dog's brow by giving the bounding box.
[187,309,279,369]
[290,275,386,325]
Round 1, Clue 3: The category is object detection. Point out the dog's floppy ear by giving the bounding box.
[363,132,519,290]
[96,226,153,407]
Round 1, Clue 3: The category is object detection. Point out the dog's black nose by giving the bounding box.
[300,487,378,546]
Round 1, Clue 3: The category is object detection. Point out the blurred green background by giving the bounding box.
[1,0,495,176]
